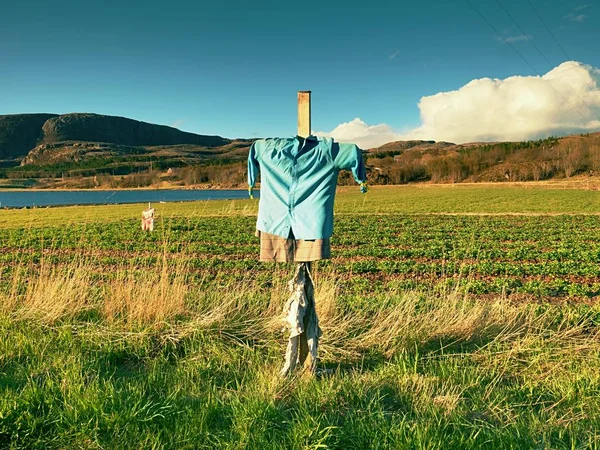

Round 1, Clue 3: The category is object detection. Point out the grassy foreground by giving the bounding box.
[1,184,600,449]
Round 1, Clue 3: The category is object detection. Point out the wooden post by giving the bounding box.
[297,91,311,138]
[280,90,320,377]
[298,90,315,371]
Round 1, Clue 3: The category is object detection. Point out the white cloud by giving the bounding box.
[315,119,402,149]
[315,61,600,147]
[563,12,587,22]
[503,34,530,43]
[171,119,185,129]
[389,51,400,60]
[495,27,530,44]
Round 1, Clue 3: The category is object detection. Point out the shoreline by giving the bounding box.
[0,185,248,192]
[1,176,599,192]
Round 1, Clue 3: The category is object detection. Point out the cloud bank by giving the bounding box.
[315,61,600,148]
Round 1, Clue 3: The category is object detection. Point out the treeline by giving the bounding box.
[4,155,183,178]
[3,134,600,189]
[0,156,244,180]
[178,163,248,186]
[363,136,600,184]
[36,162,250,189]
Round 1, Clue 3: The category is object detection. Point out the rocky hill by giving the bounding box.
[364,133,600,184]
[40,113,229,147]
[0,114,58,159]
[20,139,254,167]
[2,111,599,189]
[368,140,455,155]
[0,113,232,161]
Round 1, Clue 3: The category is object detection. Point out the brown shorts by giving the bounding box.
[256,229,331,262]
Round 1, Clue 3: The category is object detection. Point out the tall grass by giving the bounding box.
[1,251,600,448]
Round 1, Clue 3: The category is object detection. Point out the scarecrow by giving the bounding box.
[248,91,367,375]
[141,203,155,232]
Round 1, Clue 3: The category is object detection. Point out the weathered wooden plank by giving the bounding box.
[297,91,311,138]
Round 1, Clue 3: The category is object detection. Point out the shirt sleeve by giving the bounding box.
[248,141,260,189]
[333,142,367,184]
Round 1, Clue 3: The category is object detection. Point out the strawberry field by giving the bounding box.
[2,186,600,449]
[2,213,598,302]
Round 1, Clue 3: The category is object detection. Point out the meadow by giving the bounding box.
[0,184,600,449]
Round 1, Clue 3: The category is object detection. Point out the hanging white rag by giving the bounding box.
[280,263,322,376]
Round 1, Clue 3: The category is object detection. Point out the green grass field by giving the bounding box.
[1,185,600,449]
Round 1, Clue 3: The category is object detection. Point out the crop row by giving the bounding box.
[1,214,598,301]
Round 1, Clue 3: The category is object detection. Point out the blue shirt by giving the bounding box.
[248,136,366,240]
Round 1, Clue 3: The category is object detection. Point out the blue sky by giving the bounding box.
[1,0,599,144]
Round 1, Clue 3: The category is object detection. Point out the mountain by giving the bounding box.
[368,140,455,154]
[364,133,600,184]
[40,113,229,147]
[19,139,254,167]
[1,111,599,189]
[0,114,58,159]
[0,112,232,161]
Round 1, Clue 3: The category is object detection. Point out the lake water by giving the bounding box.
[0,189,258,208]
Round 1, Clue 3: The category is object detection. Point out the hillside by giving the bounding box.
[20,140,253,167]
[363,133,600,185]
[0,114,58,159]
[40,113,229,147]
[368,140,456,156]
[0,113,233,162]
[1,111,600,189]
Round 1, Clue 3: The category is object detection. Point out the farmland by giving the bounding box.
[1,184,600,448]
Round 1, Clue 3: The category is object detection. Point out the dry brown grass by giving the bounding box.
[2,256,594,375]
[104,256,188,326]
[1,255,189,329]
[4,262,95,323]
